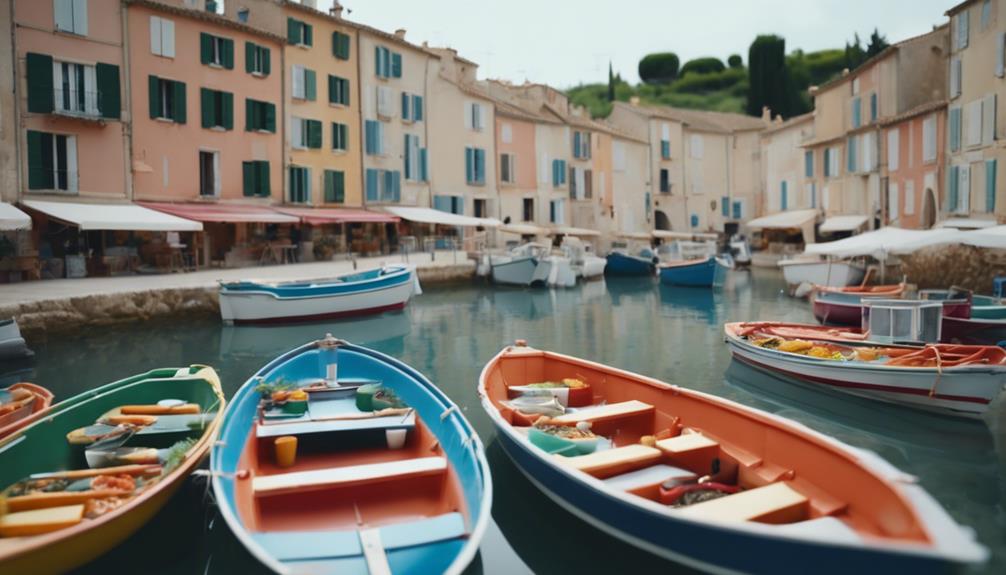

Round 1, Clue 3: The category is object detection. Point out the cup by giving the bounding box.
[274,436,298,468]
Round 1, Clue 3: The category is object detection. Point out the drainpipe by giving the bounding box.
[11,0,23,207]
[681,126,688,231]
[723,133,732,233]
[121,3,133,201]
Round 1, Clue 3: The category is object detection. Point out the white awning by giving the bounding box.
[745,209,818,230]
[617,231,653,240]
[961,225,1006,249]
[804,227,962,260]
[383,206,501,228]
[0,203,31,231]
[652,230,718,240]
[499,223,549,235]
[935,217,998,229]
[21,200,203,231]
[819,215,869,233]
[550,226,600,237]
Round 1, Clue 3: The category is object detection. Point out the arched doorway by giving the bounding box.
[922,188,937,229]
[654,210,671,230]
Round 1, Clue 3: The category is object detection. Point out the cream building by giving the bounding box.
[760,112,815,215]
[606,128,653,237]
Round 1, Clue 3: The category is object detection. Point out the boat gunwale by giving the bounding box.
[219,264,413,294]
[218,272,415,303]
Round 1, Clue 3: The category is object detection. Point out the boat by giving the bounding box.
[940,316,1006,345]
[210,335,491,575]
[728,235,752,268]
[478,341,986,574]
[606,248,656,276]
[657,256,729,287]
[0,383,53,440]
[0,366,224,575]
[563,239,606,281]
[724,322,1006,418]
[778,257,866,293]
[922,288,1006,320]
[218,264,420,325]
[0,318,33,362]
[810,283,907,326]
[489,243,576,288]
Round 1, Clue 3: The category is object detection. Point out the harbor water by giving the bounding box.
[11,268,1005,574]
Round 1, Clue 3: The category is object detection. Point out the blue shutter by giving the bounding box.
[434,195,451,212]
[476,149,485,183]
[552,159,559,186]
[721,196,729,216]
[365,168,378,201]
[810,183,817,208]
[403,134,412,180]
[805,151,813,177]
[950,108,961,152]
[780,181,788,210]
[573,132,581,159]
[690,214,699,228]
[465,147,474,183]
[852,98,861,128]
[870,93,877,121]
[823,148,830,177]
[392,171,401,202]
[949,166,959,211]
[401,92,409,119]
[391,53,402,78]
[413,95,423,121]
[732,201,741,219]
[987,160,997,213]
[365,120,374,155]
[847,138,857,173]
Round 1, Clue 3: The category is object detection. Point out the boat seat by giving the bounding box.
[677,481,809,524]
[250,512,467,562]
[557,444,662,478]
[603,464,697,493]
[550,400,654,425]
[655,431,720,472]
[253,456,446,497]
[256,410,415,439]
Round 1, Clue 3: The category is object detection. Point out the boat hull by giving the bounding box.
[941,316,1006,345]
[575,256,607,280]
[0,382,53,440]
[658,257,726,287]
[220,266,417,324]
[491,255,538,286]
[811,294,864,326]
[605,252,654,276]
[780,261,865,289]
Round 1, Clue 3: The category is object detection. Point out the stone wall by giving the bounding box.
[899,245,1006,293]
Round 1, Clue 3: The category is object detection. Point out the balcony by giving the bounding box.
[52,89,105,122]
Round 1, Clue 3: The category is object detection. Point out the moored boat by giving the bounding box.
[211,335,491,574]
[561,237,606,280]
[810,284,906,326]
[605,249,656,276]
[0,366,224,575]
[0,383,53,440]
[219,264,419,325]
[779,258,866,291]
[479,342,986,574]
[0,318,33,362]
[657,256,729,287]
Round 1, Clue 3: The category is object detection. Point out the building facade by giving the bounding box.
[493,102,544,229]
[761,112,815,215]
[881,102,947,229]
[0,2,16,204]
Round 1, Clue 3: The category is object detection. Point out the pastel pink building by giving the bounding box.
[494,103,541,227]
[881,103,947,229]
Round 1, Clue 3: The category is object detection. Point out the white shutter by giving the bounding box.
[888,182,899,221]
[905,180,916,215]
[84,64,98,115]
[860,133,869,172]
[479,104,487,132]
[55,0,74,32]
[998,33,1005,78]
[959,164,971,212]
[292,66,304,99]
[150,16,162,55]
[291,117,303,148]
[501,123,512,144]
[575,168,585,200]
[967,100,983,146]
[982,94,996,145]
[951,58,962,98]
[661,122,670,140]
[887,129,899,171]
[923,116,937,162]
[161,19,175,57]
[463,102,473,130]
[377,86,392,117]
[72,0,88,36]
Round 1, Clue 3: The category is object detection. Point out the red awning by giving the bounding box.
[275,207,399,225]
[138,202,299,224]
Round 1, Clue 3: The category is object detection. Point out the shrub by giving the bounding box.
[680,57,726,76]
[638,53,680,84]
[727,54,743,68]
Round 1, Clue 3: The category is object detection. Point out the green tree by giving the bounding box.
[727,54,743,68]
[747,34,800,118]
[844,33,866,70]
[680,57,726,76]
[608,61,615,102]
[638,52,680,84]
[866,28,889,58]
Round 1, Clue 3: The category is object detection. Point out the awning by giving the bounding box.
[652,230,718,240]
[804,227,963,260]
[499,223,549,235]
[550,226,600,237]
[961,225,1006,249]
[383,206,501,228]
[745,209,818,230]
[0,203,31,231]
[276,207,399,225]
[935,217,998,229]
[22,200,202,231]
[819,215,869,233]
[617,231,653,240]
[139,202,298,224]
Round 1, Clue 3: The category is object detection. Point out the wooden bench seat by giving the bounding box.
[254,456,446,497]
[557,444,662,478]
[550,400,654,425]
[603,464,697,493]
[654,431,720,473]
[677,481,809,524]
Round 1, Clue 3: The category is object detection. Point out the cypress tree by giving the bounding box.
[747,35,789,117]
[608,61,615,102]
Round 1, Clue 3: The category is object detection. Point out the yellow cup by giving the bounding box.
[274,436,298,468]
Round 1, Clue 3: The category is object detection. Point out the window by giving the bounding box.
[375,46,402,78]
[289,166,311,203]
[584,169,593,199]
[331,122,348,152]
[888,182,899,221]
[54,0,87,36]
[474,199,487,218]
[465,147,486,185]
[827,146,840,177]
[404,134,422,180]
[401,92,422,122]
[291,65,316,101]
[287,18,312,47]
[26,130,77,192]
[613,141,626,171]
[780,180,788,210]
[922,115,937,162]
[982,0,992,30]
[328,75,350,106]
[572,131,591,159]
[522,198,534,222]
[966,99,982,147]
[324,170,345,203]
[200,88,233,129]
[200,33,234,69]
[245,98,276,132]
[549,199,565,224]
[806,182,817,209]
[365,169,401,202]
[860,132,877,172]
[148,76,186,123]
[851,96,862,128]
[950,58,962,97]
[986,159,997,212]
[732,199,745,220]
[949,106,962,152]
[659,168,670,193]
[948,164,971,213]
[149,16,175,58]
[245,42,270,76]
[27,53,115,117]
[846,136,858,173]
[376,85,394,117]
[955,9,970,50]
[364,120,384,155]
[237,8,249,23]
[434,195,464,214]
[199,150,219,197]
[887,129,899,172]
[501,122,513,144]
[332,31,351,60]
[466,102,486,131]
[291,117,322,150]
[242,160,270,197]
[660,139,671,160]
[982,94,996,145]
[500,153,516,184]
[551,159,567,187]
[689,134,703,158]
[870,92,878,122]
[53,61,98,116]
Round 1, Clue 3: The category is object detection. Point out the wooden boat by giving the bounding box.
[778,258,866,290]
[211,335,491,574]
[940,316,1006,345]
[606,249,657,276]
[657,256,729,287]
[219,264,420,325]
[0,383,53,440]
[725,322,1006,418]
[479,342,986,574]
[921,289,1006,320]
[0,366,224,575]
[810,283,907,326]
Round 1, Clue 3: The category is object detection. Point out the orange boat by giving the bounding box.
[0,383,53,440]
[815,282,907,297]
[479,341,987,574]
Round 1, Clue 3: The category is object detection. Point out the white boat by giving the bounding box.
[218,264,419,324]
[561,237,606,280]
[728,236,752,267]
[0,319,32,362]
[490,243,576,288]
[778,257,866,293]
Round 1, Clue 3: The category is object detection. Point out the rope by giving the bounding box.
[929,346,943,398]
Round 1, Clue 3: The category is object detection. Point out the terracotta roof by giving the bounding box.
[282,1,355,31]
[761,111,814,136]
[800,133,847,148]
[127,0,286,43]
[879,99,948,126]
[615,101,766,133]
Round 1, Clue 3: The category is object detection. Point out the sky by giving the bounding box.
[319,0,954,87]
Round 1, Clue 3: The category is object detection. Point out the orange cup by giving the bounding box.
[274,436,298,468]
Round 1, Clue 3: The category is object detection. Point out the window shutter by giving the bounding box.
[341,78,349,106]
[573,132,581,158]
[870,93,877,121]
[327,75,336,104]
[242,161,255,196]
[465,147,474,183]
[148,75,161,118]
[334,171,345,202]
[264,102,275,132]
[162,19,175,57]
[403,134,412,179]
[998,33,1005,78]
[245,42,254,73]
[26,52,54,113]
[401,91,409,119]
[150,16,161,55]
[324,170,334,202]
[413,95,422,121]
[287,18,301,45]
[365,169,378,201]
[364,121,373,154]
[339,123,348,150]
[95,63,120,119]
[222,92,233,130]
[200,33,212,65]
[304,69,316,101]
[303,24,313,46]
[262,47,271,75]
[949,166,959,211]
[477,149,486,183]
[54,0,74,32]
[257,162,270,196]
[340,33,351,60]
[887,129,899,171]
[223,38,234,69]
[391,53,402,78]
[781,181,788,210]
[200,88,214,128]
[987,160,997,212]
[27,130,53,189]
[420,148,428,181]
[72,0,87,35]
[374,46,383,76]
[172,81,186,123]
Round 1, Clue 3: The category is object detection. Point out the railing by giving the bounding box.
[53,88,102,118]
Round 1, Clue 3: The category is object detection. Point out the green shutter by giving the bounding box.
[245,99,254,131]
[303,24,313,46]
[26,53,54,113]
[307,119,322,149]
[327,75,336,104]
[223,38,234,69]
[201,88,214,128]
[339,33,350,60]
[287,18,301,45]
[95,63,120,119]
[987,160,997,212]
[340,123,348,150]
[257,161,271,196]
[200,33,212,65]
[148,75,161,119]
[335,171,345,202]
[172,81,186,123]
[305,69,316,101]
[243,161,255,196]
[245,42,254,73]
[27,130,55,189]
[220,92,233,130]
[264,102,276,132]
[324,170,333,202]
[262,47,271,75]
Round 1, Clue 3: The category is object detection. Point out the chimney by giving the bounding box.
[761,106,771,123]
[329,1,344,18]
[395,29,406,40]
[629,96,640,106]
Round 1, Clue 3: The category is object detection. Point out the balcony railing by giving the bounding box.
[53,88,103,118]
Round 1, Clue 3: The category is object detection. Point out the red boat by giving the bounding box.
[0,383,53,440]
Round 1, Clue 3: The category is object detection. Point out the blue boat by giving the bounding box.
[657,256,729,287]
[605,249,656,276]
[211,336,491,575]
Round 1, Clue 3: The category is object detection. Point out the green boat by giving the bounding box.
[0,366,224,575]
[970,295,1006,319]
